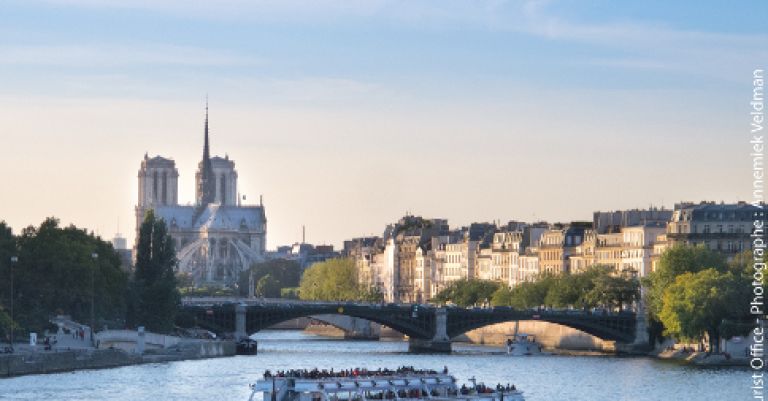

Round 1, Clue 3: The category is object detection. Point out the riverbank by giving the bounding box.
[653,348,750,368]
[0,339,236,378]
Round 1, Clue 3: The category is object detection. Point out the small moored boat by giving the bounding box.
[505,334,542,356]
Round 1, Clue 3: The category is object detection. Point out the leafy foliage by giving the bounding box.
[659,268,750,352]
[299,258,381,302]
[280,287,300,299]
[432,279,500,307]
[0,218,128,336]
[643,245,727,319]
[491,266,639,311]
[256,274,281,298]
[127,210,180,333]
[238,259,301,298]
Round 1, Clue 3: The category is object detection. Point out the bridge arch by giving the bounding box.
[444,309,638,343]
[179,300,639,347]
[305,314,382,339]
[182,303,435,340]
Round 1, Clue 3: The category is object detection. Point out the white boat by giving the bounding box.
[249,367,524,401]
[505,334,542,356]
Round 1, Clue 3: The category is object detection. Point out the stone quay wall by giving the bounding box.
[0,340,236,378]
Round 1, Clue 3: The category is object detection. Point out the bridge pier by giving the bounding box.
[408,308,451,353]
[235,304,247,340]
[616,298,651,354]
[344,317,380,340]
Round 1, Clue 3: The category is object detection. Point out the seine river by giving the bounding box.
[0,330,750,401]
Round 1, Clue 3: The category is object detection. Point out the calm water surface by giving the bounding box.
[0,331,750,401]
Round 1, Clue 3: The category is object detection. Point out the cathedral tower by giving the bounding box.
[137,154,179,208]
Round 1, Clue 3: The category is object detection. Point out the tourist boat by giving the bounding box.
[505,334,542,356]
[249,367,524,401]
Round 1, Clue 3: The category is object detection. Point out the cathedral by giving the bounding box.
[134,105,267,286]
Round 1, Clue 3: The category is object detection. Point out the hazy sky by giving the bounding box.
[1,0,766,249]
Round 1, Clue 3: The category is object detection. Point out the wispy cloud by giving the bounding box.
[0,44,263,67]
[15,0,766,79]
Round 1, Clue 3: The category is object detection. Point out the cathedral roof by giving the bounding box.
[153,203,265,233]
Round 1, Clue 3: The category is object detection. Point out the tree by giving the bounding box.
[491,285,512,306]
[128,210,180,333]
[586,274,639,311]
[431,279,500,307]
[238,259,302,298]
[643,245,728,344]
[256,274,281,298]
[659,268,750,353]
[0,221,17,340]
[490,267,637,311]
[299,258,371,301]
[8,218,127,334]
[644,245,726,318]
[544,274,584,308]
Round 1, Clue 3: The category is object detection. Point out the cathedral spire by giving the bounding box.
[196,97,216,206]
[203,95,210,162]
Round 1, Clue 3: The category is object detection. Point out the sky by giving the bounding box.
[0,0,766,249]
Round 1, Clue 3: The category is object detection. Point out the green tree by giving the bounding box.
[128,210,180,333]
[299,258,369,301]
[644,245,726,318]
[659,268,750,353]
[0,221,17,341]
[256,274,281,298]
[585,273,639,310]
[544,274,585,308]
[2,218,128,334]
[514,276,554,309]
[643,245,727,344]
[238,259,302,298]
[431,279,500,307]
[491,285,512,306]
[280,287,300,299]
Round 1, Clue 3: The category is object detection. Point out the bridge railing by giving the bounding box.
[181,297,418,308]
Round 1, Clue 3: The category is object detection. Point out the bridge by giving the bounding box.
[180,298,647,353]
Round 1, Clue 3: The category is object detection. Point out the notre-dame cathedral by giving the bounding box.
[134,105,267,286]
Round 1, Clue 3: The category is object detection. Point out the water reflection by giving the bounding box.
[0,330,749,401]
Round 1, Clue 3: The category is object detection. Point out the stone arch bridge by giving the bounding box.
[180,298,645,353]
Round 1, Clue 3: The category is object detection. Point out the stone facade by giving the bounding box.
[135,107,266,287]
[666,201,761,255]
[348,204,760,302]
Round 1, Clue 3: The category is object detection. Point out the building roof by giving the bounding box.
[153,203,265,232]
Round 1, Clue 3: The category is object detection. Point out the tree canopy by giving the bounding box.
[0,218,128,338]
[658,268,750,352]
[128,210,180,333]
[299,258,381,302]
[238,258,302,298]
[491,266,638,311]
[644,245,727,319]
[432,279,500,307]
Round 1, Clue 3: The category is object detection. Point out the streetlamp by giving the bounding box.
[9,256,18,350]
[90,253,98,345]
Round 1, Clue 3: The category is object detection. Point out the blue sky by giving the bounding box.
[0,0,766,247]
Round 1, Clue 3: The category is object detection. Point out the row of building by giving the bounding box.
[341,202,763,303]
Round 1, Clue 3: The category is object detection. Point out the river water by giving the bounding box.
[0,330,751,401]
